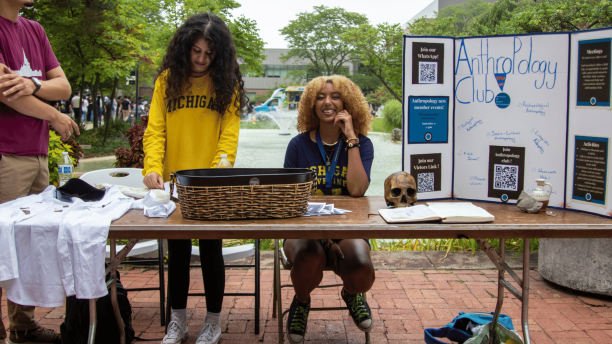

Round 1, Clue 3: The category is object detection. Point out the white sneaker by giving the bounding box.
[195,322,221,344]
[162,314,188,344]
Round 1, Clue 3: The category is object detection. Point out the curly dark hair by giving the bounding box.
[157,12,245,116]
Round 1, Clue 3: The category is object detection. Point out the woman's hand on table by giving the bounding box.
[143,172,164,189]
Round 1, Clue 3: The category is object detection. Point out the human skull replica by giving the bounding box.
[384,171,417,208]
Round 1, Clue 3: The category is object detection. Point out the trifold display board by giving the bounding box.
[403,28,612,218]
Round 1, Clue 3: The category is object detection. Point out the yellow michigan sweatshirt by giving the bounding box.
[142,72,240,181]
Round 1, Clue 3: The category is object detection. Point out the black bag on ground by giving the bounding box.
[60,269,135,344]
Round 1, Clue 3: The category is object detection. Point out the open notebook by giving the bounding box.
[379,202,495,224]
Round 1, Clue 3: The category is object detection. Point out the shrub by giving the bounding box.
[382,99,403,129]
[115,115,148,168]
[48,130,83,186]
[251,94,269,104]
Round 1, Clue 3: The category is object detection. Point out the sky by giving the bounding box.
[229,0,434,49]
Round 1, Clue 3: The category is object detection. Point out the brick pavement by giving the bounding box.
[2,268,612,344]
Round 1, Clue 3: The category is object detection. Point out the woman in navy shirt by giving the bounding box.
[283,75,375,344]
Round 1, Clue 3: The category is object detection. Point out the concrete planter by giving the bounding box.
[539,238,612,296]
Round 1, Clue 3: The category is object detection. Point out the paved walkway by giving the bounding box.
[2,264,611,344]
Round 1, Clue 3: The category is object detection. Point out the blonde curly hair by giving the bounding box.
[296,75,372,137]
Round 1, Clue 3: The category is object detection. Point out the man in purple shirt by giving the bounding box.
[0,0,79,343]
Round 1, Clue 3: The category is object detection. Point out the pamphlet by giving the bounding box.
[303,202,351,217]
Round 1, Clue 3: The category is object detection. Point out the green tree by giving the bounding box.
[154,0,265,76]
[438,0,493,35]
[366,86,393,107]
[22,0,150,131]
[407,0,492,37]
[407,16,457,37]
[342,23,403,101]
[22,0,112,126]
[349,66,382,94]
[280,6,367,76]
[474,0,612,35]
[409,0,612,37]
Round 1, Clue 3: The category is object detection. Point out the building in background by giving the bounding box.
[243,49,356,100]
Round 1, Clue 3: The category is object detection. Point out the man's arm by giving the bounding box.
[40,66,71,100]
[0,65,71,101]
[0,64,78,141]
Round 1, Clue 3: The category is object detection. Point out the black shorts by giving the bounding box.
[283,238,370,248]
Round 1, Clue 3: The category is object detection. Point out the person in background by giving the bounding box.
[282,75,375,344]
[49,100,59,111]
[0,0,79,343]
[121,95,131,123]
[86,94,93,122]
[104,96,112,121]
[61,98,71,116]
[81,94,88,123]
[96,93,102,125]
[142,12,244,344]
[116,96,122,119]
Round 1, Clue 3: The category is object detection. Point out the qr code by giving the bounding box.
[419,61,437,83]
[493,164,519,191]
[418,172,435,193]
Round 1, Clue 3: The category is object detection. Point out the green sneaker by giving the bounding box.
[286,295,310,344]
[341,288,373,332]
[8,327,60,344]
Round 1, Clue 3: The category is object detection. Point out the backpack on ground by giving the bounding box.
[424,311,521,344]
[60,269,135,344]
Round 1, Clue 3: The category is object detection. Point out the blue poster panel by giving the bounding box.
[407,96,449,144]
[577,38,611,107]
[573,136,608,205]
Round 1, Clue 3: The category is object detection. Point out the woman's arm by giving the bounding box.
[142,77,167,188]
[334,110,371,197]
[346,145,370,197]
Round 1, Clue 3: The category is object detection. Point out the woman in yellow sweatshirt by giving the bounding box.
[142,13,243,344]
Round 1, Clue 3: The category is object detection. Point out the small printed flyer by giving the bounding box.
[407,96,449,144]
[572,136,608,205]
[487,145,526,201]
[410,153,442,193]
[412,42,445,84]
[577,38,611,107]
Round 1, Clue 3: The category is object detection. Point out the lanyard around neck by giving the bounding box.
[316,128,343,189]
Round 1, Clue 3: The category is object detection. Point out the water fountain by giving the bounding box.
[256,109,298,135]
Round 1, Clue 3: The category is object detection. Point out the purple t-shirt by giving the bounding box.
[0,16,60,156]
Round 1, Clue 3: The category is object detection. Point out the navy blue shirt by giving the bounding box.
[284,132,374,195]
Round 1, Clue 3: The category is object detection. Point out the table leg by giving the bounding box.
[158,239,166,327]
[87,239,139,343]
[274,239,283,344]
[522,238,531,344]
[272,261,277,319]
[475,238,531,344]
[363,292,371,344]
[255,239,260,335]
[489,239,505,344]
[110,239,126,344]
[87,298,97,344]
